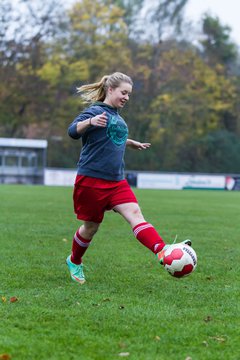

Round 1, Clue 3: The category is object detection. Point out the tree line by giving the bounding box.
[1,0,240,173]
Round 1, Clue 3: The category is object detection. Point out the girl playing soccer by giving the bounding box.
[66,72,191,284]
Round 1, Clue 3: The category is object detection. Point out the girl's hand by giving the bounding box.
[91,112,108,127]
[127,139,151,150]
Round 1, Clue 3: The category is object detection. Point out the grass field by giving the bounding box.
[0,185,239,360]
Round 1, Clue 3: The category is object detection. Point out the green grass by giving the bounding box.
[0,185,239,360]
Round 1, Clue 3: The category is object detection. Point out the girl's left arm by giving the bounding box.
[126,139,151,150]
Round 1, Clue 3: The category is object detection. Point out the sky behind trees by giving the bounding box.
[185,0,240,45]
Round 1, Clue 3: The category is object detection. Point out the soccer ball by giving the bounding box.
[163,243,197,278]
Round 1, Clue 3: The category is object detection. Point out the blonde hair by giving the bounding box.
[77,72,133,103]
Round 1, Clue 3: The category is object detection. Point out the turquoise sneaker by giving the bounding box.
[156,239,192,265]
[66,255,85,284]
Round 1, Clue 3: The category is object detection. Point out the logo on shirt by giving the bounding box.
[107,115,128,146]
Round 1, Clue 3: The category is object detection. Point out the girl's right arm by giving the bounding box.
[68,117,92,139]
[68,112,107,139]
[76,118,92,134]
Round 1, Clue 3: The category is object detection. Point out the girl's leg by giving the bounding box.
[71,221,100,264]
[66,221,100,284]
[113,202,166,254]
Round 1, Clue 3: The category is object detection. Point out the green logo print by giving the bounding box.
[107,115,128,146]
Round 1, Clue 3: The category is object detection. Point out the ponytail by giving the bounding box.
[76,75,109,103]
[77,72,133,104]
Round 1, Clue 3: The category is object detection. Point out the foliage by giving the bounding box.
[147,45,239,171]
[104,0,145,37]
[179,130,240,173]
[0,0,65,136]
[65,0,132,78]
[1,0,240,173]
[201,14,238,69]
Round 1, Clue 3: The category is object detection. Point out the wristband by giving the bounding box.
[89,118,92,126]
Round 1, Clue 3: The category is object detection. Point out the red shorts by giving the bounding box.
[73,175,138,223]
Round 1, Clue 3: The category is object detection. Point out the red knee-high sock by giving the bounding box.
[71,229,92,265]
[133,222,166,254]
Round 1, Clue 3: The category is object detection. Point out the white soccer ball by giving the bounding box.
[163,243,197,278]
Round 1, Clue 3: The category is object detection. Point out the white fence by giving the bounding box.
[44,168,76,186]
[44,169,240,190]
[137,173,226,190]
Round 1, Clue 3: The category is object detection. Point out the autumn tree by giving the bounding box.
[147,45,239,172]
[1,0,240,172]
[104,0,145,37]
[201,14,238,70]
[0,0,64,137]
[37,0,135,166]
